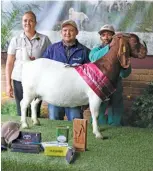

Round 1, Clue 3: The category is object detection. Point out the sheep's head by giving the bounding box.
[109,33,147,69]
[69,8,74,13]
[128,33,147,59]
[110,33,147,59]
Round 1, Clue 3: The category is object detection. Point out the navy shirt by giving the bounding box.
[43,40,90,64]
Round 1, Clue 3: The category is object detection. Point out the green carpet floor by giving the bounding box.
[1,115,153,171]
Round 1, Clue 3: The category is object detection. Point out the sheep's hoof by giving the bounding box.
[32,119,40,126]
[21,122,29,129]
[95,132,103,139]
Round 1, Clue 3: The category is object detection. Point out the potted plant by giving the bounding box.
[1,9,19,64]
[130,82,153,128]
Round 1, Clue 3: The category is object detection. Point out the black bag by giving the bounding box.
[11,131,41,154]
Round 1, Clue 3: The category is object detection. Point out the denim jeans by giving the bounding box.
[48,104,83,121]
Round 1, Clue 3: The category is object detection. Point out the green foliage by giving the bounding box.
[118,1,153,32]
[1,101,17,116]
[1,9,19,51]
[1,100,46,117]
[137,3,153,32]
[131,82,153,128]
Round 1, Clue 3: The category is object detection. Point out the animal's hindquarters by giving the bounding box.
[22,59,91,107]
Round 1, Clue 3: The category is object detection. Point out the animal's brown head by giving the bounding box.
[128,33,147,59]
[110,33,147,69]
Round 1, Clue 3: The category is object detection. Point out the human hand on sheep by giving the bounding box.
[29,56,36,60]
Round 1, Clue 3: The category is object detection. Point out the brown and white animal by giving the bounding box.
[20,33,147,139]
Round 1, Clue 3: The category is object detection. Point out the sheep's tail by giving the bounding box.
[22,47,31,62]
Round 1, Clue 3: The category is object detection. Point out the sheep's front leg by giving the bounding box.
[89,95,103,139]
[91,109,103,139]
[31,98,41,126]
[20,99,30,128]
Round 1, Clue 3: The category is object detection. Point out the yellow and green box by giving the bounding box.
[56,126,69,143]
[44,143,68,156]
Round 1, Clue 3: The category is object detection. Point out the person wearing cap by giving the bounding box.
[43,19,90,121]
[89,24,131,126]
[5,11,51,117]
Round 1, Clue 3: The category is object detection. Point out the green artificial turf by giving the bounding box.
[1,115,153,171]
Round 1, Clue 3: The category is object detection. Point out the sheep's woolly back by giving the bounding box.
[22,58,95,107]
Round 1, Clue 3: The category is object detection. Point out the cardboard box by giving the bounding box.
[11,131,41,154]
[43,142,68,156]
[73,119,87,152]
[56,126,69,143]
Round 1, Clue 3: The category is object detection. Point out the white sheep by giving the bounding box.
[21,57,102,138]
[20,34,147,139]
[69,8,89,30]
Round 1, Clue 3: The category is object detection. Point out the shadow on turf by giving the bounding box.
[99,127,113,140]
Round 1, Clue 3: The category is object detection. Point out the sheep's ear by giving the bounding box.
[137,40,148,59]
[117,37,131,69]
[129,34,147,59]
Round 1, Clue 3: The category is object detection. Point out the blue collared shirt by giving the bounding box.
[43,40,90,64]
